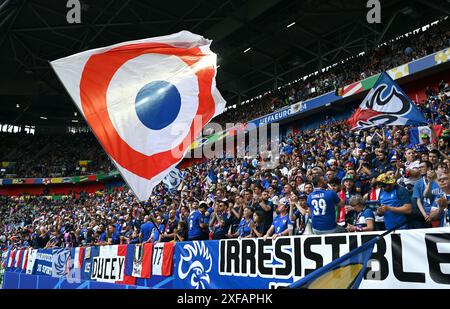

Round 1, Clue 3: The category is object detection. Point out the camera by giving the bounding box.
[365,200,380,210]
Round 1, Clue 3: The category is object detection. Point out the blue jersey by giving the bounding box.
[430,194,450,227]
[114,223,122,235]
[354,208,375,228]
[307,188,341,231]
[238,218,253,237]
[188,210,205,240]
[212,212,231,239]
[140,222,155,242]
[412,177,440,214]
[379,185,411,230]
[152,225,161,242]
[111,231,120,245]
[272,214,289,234]
[203,207,214,225]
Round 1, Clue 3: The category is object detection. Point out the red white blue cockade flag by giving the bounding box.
[51,31,225,201]
[346,72,427,131]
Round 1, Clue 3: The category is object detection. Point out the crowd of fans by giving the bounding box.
[215,18,450,125]
[0,132,114,178]
[0,20,448,180]
[0,83,448,250]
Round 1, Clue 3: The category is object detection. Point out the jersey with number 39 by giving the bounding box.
[307,188,341,231]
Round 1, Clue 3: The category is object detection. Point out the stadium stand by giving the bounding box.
[215,20,450,125]
[1,81,448,248]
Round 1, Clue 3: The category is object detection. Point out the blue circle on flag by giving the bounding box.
[135,80,181,130]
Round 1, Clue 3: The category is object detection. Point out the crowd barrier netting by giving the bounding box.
[2,227,450,289]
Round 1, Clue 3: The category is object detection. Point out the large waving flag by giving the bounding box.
[290,236,378,289]
[346,72,427,130]
[51,31,225,201]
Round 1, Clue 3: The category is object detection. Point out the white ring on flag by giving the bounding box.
[106,53,199,156]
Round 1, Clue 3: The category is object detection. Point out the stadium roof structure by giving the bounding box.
[0,0,449,127]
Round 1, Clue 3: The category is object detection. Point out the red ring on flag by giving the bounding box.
[79,43,215,179]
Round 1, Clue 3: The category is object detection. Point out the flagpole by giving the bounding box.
[149,214,164,235]
[378,220,408,238]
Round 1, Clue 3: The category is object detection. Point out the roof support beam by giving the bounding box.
[83,0,133,49]
[206,0,282,43]
[225,36,366,101]
[376,11,399,45]
[414,0,450,15]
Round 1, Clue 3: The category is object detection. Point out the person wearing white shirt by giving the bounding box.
[403,148,420,188]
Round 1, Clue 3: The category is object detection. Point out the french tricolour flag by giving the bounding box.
[90,245,136,285]
[14,249,24,270]
[21,248,30,271]
[7,249,16,268]
[152,242,175,276]
[71,247,85,270]
[125,243,153,278]
[409,125,444,145]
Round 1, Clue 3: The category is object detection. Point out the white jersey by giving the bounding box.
[404,160,420,186]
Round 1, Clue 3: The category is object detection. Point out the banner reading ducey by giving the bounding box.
[173,227,450,289]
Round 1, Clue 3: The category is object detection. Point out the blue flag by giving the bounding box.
[347,72,427,130]
[124,243,136,277]
[290,236,378,289]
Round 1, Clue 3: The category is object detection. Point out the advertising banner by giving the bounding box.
[173,228,450,289]
[4,227,450,289]
[34,249,54,276]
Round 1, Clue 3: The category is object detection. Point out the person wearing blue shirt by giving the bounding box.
[209,200,231,240]
[264,198,290,240]
[254,190,274,233]
[412,161,440,228]
[203,205,214,226]
[371,151,393,175]
[430,172,450,227]
[282,143,293,155]
[376,173,412,230]
[307,175,345,235]
[289,193,310,235]
[230,206,253,238]
[99,229,107,243]
[150,215,164,243]
[106,224,121,245]
[139,215,155,243]
[112,217,122,235]
[188,202,208,241]
[346,195,375,232]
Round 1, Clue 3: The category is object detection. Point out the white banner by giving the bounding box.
[359,227,450,288]
[26,249,37,275]
[216,227,450,289]
[91,246,125,283]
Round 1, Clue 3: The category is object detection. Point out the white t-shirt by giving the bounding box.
[404,160,420,186]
